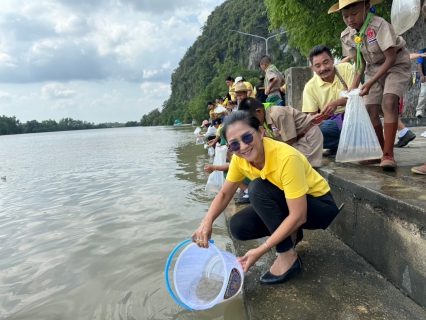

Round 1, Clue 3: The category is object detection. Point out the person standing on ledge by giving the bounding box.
[191,111,340,284]
[259,56,285,101]
[255,75,267,103]
[330,0,411,169]
[415,48,426,118]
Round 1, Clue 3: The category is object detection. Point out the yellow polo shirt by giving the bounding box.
[229,84,236,101]
[244,81,256,98]
[226,138,330,199]
[302,63,355,115]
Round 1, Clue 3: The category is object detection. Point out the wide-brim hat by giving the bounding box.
[328,0,382,14]
[231,83,248,93]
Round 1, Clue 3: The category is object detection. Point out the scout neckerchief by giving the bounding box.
[334,67,348,90]
[262,102,275,138]
[354,12,373,74]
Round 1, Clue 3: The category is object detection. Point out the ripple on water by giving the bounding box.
[0,127,245,319]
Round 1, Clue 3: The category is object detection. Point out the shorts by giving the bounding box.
[363,48,411,105]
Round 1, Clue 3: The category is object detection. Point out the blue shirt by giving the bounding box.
[418,48,426,76]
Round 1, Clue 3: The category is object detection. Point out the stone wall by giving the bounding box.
[284,67,313,110]
[402,1,426,116]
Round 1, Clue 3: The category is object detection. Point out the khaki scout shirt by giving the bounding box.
[265,65,284,96]
[341,16,406,71]
[265,106,314,142]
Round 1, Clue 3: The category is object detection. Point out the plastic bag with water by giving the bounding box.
[205,146,228,193]
[196,137,204,145]
[391,0,421,35]
[336,89,383,163]
[194,127,201,135]
[208,147,215,157]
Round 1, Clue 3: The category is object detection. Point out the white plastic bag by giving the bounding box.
[391,0,421,35]
[205,145,228,193]
[336,89,383,162]
[208,146,215,157]
[195,137,204,145]
[194,127,201,135]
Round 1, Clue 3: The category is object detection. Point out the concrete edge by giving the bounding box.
[318,167,426,232]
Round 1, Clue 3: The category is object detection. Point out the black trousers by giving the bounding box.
[230,178,339,253]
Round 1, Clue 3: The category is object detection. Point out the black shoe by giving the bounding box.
[235,196,250,205]
[394,130,416,148]
[323,148,337,157]
[260,256,301,285]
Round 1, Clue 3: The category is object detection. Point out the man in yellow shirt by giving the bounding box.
[302,45,355,156]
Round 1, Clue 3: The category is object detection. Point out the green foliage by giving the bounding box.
[140,0,306,126]
[0,115,129,136]
[265,0,392,56]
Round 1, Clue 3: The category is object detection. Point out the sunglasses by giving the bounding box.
[228,131,256,152]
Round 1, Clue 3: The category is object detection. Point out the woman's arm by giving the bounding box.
[191,180,240,248]
[410,52,426,60]
[237,195,308,273]
[204,163,229,174]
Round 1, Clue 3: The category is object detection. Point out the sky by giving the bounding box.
[0,0,225,123]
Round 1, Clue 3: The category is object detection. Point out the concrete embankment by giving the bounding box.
[223,125,426,319]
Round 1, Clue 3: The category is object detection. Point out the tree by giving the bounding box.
[140,0,306,125]
[264,0,392,56]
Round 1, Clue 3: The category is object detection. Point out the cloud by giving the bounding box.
[41,83,77,99]
[0,91,13,100]
[0,0,225,123]
[140,82,171,99]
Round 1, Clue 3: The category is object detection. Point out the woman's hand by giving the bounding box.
[359,81,374,96]
[204,164,215,174]
[191,218,213,248]
[237,246,267,273]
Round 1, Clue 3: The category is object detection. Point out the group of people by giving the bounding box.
[192,0,426,286]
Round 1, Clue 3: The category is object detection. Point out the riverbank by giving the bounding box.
[221,125,426,320]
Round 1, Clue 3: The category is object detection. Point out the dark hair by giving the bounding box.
[225,76,235,82]
[238,97,264,113]
[259,75,265,81]
[260,55,272,65]
[309,45,332,64]
[212,118,222,125]
[217,96,224,101]
[222,111,261,141]
[207,101,213,106]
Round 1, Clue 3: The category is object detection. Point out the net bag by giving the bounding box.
[391,0,421,35]
[336,89,383,163]
[205,145,228,192]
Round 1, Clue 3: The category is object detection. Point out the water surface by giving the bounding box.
[0,127,245,319]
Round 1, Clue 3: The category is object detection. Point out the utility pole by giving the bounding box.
[229,30,287,56]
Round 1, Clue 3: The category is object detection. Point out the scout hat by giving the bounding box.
[328,0,382,14]
[265,94,282,105]
[231,83,248,93]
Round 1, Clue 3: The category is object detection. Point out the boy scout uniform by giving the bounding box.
[341,16,411,105]
[265,106,324,168]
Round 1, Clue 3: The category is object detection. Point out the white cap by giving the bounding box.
[234,76,243,83]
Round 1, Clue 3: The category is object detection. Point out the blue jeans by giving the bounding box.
[319,119,341,151]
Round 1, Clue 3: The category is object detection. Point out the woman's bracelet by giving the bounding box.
[263,241,270,251]
[213,165,216,171]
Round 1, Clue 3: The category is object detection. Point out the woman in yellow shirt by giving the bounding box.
[191,111,340,284]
